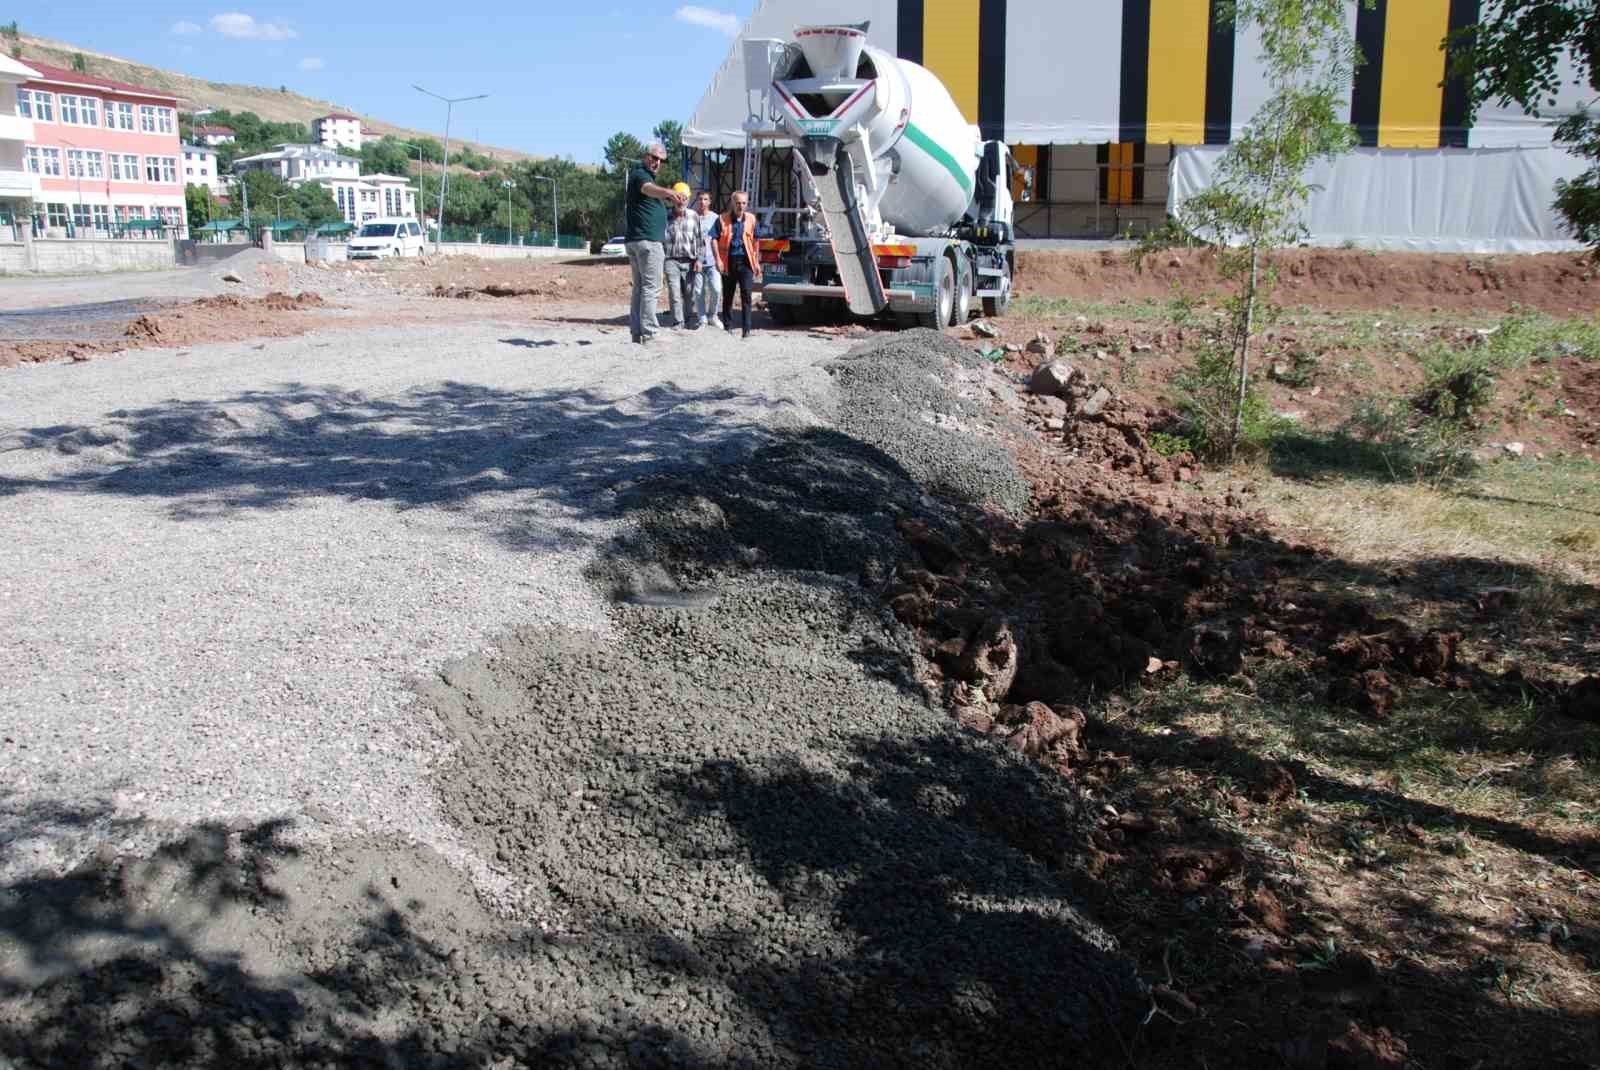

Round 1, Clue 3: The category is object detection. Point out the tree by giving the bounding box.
[1,21,19,60]
[1143,0,1364,462]
[1454,4,1600,249]
[406,137,443,164]
[360,136,413,176]
[185,183,213,227]
[70,52,88,73]
[653,119,684,187]
[235,170,340,228]
[602,132,645,175]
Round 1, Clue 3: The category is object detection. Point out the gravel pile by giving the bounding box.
[1,314,1142,1066]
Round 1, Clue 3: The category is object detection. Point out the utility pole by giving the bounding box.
[413,85,487,254]
[532,174,558,249]
[502,178,514,245]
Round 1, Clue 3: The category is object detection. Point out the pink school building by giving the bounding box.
[19,62,186,236]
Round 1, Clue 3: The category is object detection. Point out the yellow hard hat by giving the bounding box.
[672,182,691,196]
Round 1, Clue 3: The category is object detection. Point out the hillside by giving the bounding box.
[11,31,535,162]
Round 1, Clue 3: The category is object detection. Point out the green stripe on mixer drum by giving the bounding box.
[903,122,973,197]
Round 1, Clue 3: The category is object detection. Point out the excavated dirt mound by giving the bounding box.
[1,292,335,368]
[1016,248,1600,314]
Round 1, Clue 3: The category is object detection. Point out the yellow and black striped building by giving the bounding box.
[686,0,1588,247]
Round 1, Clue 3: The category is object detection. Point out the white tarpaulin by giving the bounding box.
[1169,144,1591,253]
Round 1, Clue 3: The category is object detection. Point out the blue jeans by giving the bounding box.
[626,240,663,341]
[696,260,721,321]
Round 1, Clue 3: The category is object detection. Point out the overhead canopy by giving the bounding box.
[121,219,166,230]
[685,0,1589,150]
[194,219,245,232]
[316,222,355,235]
[266,220,306,233]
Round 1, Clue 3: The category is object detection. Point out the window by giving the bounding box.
[16,88,32,118]
[72,203,91,228]
[84,150,104,180]
[60,94,80,125]
[115,102,135,130]
[66,149,88,178]
[46,203,69,228]
[26,90,54,122]
[160,157,177,183]
[92,204,110,228]
[29,146,62,177]
[186,166,194,176]
[184,152,192,161]
[158,108,174,134]
[146,157,161,182]
[80,96,99,126]
[140,105,157,132]
[112,153,140,181]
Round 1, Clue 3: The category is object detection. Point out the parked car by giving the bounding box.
[348,218,427,259]
[599,235,627,256]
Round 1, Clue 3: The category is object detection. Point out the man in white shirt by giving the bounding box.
[692,191,722,330]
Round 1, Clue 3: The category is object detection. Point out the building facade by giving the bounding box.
[308,172,417,224]
[18,61,187,236]
[193,124,235,146]
[0,53,39,241]
[312,113,363,152]
[685,0,1591,251]
[182,142,226,197]
[233,143,359,182]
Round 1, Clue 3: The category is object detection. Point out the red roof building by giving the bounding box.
[19,63,187,235]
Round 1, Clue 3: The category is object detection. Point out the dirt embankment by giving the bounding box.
[874,357,1599,1067]
[1018,248,1600,314]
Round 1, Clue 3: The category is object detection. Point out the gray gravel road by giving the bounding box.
[0,313,1142,1066]
[0,318,833,892]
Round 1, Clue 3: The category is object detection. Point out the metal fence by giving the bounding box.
[436,225,587,249]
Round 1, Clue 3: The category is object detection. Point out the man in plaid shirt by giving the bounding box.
[662,199,702,329]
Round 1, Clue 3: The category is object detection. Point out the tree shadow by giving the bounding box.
[0,379,820,556]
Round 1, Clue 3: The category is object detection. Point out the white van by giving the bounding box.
[348,218,426,259]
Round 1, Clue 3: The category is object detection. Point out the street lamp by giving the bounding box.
[501,178,514,245]
[59,135,84,235]
[270,192,291,225]
[531,174,558,250]
[413,85,487,253]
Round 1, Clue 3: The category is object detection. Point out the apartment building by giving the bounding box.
[311,113,363,152]
[18,62,187,235]
[0,53,39,240]
[182,142,226,197]
[233,142,359,182]
[193,124,235,146]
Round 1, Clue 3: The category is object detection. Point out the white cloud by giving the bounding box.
[298,56,324,71]
[171,19,203,35]
[209,13,298,41]
[673,5,739,37]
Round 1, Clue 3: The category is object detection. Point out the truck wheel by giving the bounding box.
[982,254,1013,318]
[916,256,955,330]
[950,254,971,326]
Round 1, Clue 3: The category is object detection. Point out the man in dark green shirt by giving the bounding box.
[625,141,687,344]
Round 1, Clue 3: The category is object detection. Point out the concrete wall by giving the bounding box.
[0,238,176,274]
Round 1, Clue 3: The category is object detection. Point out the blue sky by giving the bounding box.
[25,3,759,162]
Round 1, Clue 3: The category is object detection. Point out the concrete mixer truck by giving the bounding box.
[741,22,1016,328]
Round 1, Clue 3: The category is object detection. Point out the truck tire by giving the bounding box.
[916,256,955,330]
[950,253,971,326]
[982,253,1013,318]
